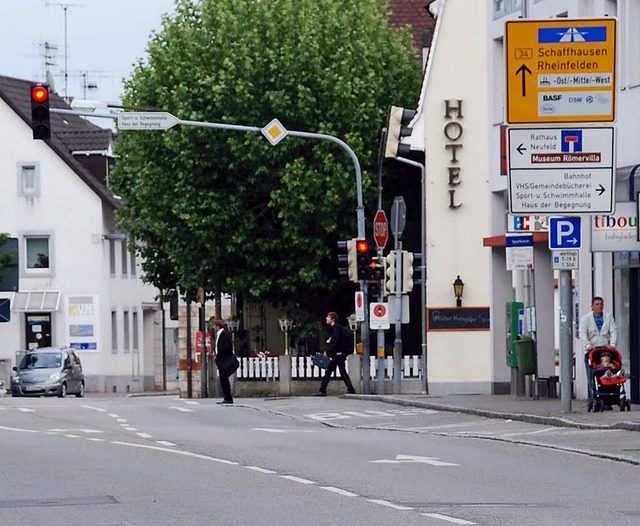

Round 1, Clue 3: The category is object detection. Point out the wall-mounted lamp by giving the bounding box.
[103,232,127,241]
[453,275,464,307]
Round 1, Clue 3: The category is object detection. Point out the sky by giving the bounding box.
[0,0,177,105]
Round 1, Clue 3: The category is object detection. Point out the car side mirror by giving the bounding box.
[12,366,17,372]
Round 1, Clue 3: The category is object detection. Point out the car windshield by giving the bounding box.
[19,352,63,370]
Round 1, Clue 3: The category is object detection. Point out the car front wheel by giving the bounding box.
[58,383,67,398]
[75,382,85,398]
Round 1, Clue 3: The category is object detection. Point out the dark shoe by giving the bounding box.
[313,392,326,397]
[217,400,233,405]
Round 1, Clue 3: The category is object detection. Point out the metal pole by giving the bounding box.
[200,303,208,398]
[361,282,370,393]
[396,157,427,393]
[560,269,573,412]
[394,247,403,394]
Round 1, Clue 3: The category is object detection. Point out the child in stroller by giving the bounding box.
[587,346,631,412]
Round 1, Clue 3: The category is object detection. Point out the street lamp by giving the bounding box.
[278,317,294,356]
[227,318,240,350]
[453,275,464,307]
[348,314,359,354]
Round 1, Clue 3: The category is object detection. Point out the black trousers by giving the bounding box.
[219,372,233,402]
[319,356,355,394]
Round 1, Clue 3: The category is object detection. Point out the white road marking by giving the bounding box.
[18,408,35,413]
[245,466,277,474]
[81,405,107,412]
[368,499,413,510]
[423,513,476,524]
[169,406,195,412]
[111,441,239,464]
[108,413,119,418]
[156,440,176,447]
[136,432,153,439]
[117,418,127,423]
[280,475,316,484]
[0,425,38,433]
[124,427,137,431]
[47,428,102,434]
[183,400,199,405]
[371,454,459,467]
[86,438,105,442]
[321,486,358,497]
[252,427,317,433]
[64,434,80,438]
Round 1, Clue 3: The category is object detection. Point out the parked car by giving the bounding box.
[11,347,85,398]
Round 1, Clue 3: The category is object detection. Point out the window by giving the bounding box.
[130,250,137,276]
[132,311,139,351]
[493,0,522,18]
[20,164,39,197]
[25,236,50,270]
[123,310,130,353]
[121,240,128,276]
[109,240,116,275]
[111,310,118,353]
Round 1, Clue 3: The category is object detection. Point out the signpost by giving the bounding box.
[505,18,617,124]
[118,112,180,130]
[508,126,615,214]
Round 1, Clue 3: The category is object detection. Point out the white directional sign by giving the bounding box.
[508,126,615,214]
[549,217,581,249]
[118,112,180,130]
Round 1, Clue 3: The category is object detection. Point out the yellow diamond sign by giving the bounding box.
[262,118,288,145]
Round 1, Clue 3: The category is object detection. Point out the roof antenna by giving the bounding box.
[45,1,84,101]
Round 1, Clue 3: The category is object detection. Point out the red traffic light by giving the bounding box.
[356,240,369,253]
[31,86,49,103]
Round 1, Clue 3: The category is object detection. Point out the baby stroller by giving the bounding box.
[587,346,631,412]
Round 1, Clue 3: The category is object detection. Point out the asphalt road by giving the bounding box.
[1,395,639,526]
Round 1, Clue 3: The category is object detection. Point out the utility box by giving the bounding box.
[506,301,524,367]
[515,335,536,375]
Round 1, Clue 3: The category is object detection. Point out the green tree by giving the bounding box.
[111,0,421,319]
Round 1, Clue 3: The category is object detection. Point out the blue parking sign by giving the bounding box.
[549,217,581,249]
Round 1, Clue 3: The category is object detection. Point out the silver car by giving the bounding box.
[11,347,85,398]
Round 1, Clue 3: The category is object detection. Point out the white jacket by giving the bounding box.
[578,310,617,351]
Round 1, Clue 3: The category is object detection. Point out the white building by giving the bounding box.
[415,0,639,402]
[0,75,162,393]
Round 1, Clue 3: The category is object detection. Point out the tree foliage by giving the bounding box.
[111,0,422,316]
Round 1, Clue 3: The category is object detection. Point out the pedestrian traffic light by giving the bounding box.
[401,250,414,293]
[356,240,370,281]
[30,84,51,140]
[384,251,396,295]
[384,105,416,159]
[366,257,384,299]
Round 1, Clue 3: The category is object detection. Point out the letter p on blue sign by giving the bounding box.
[549,217,581,249]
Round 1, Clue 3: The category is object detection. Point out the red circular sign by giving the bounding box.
[373,210,388,249]
[373,304,387,318]
[356,293,363,308]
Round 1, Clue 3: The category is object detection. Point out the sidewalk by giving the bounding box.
[353,393,640,431]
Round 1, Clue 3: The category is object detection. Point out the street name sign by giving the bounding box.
[505,18,617,124]
[508,126,615,214]
[549,217,582,249]
[552,250,579,270]
[118,112,180,130]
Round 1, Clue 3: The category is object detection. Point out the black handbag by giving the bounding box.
[312,353,330,369]
[217,354,240,376]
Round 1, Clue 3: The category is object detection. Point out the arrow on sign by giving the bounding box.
[371,454,459,467]
[516,144,527,155]
[516,64,532,97]
[596,184,605,196]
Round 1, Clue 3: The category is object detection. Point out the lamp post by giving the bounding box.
[227,318,240,351]
[278,318,294,356]
[347,314,359,354]
[453,275,464,307]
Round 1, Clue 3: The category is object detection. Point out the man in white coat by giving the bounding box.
[578,296,617,404]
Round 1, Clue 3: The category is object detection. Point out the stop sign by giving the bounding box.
[373,210,388,249]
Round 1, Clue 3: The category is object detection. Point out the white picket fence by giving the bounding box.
[236,355,422,381]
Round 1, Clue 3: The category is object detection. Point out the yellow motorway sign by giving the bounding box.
[505,18,616,124]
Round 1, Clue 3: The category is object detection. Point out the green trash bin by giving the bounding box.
[514,336,536,375]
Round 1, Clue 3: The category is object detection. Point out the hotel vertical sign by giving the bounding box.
[505,18,617,124]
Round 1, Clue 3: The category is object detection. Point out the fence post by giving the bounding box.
[279,355,291,396]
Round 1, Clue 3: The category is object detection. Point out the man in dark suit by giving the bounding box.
[315,311,356,396]
[213,319,235,404]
